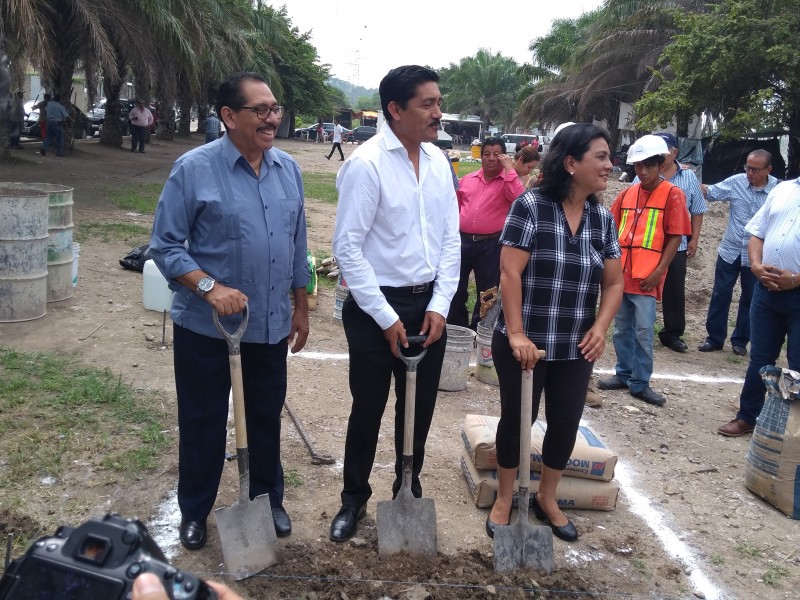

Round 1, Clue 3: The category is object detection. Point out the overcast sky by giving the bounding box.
[277,1,605,89]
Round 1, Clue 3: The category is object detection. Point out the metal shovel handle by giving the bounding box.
[213,303,249,356]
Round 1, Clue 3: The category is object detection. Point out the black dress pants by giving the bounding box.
[327,142,344,160]
[174,324,287,521]
[447,233,502,329]
[340,287,446,508]
[659,249,687,343]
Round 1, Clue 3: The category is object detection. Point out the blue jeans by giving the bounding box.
[42,120,64,155]
[612,293,656,394]
[737,283,800,424]
[704,255,756,348]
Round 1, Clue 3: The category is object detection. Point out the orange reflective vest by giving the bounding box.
[616,181,675,280]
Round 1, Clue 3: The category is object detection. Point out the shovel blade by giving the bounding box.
[376,495,437,557]
[213,494,281,580]
[493,522,554,573]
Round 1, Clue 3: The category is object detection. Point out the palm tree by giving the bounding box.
[442,49,524,134]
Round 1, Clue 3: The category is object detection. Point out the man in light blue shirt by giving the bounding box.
[150,72,310,550]
[699,149,778,355]
[41,94,69,157]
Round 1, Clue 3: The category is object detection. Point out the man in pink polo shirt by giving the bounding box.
[448,136,525,329]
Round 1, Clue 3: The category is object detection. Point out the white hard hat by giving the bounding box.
[553,122,575,139]
[626,134,670,164]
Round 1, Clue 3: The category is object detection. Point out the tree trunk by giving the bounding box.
[100,82,126,147]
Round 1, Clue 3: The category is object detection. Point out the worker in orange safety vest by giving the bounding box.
[597,135,691,407]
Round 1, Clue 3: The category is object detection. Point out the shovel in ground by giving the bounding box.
[212,305,282,580]
[494,368,554,573]
[377,335,437,557]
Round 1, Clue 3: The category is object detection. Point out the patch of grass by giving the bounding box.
[630,557,649,577]
[455,160,481,178]
[108,182,163,213]
[762,564,789,586]
[710,554,725,566]
[284,469,303,487]
[303,172,338,204]
[736,541,763,557]
[76,222,151,244]
[0,348,172,494]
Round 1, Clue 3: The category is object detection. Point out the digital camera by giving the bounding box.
[0,513,216,600]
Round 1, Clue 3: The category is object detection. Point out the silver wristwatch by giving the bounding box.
[196,276,216,297]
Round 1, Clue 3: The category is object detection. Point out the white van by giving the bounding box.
[499,134,539,154]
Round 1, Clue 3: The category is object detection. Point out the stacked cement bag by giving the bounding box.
[745,366,800,519]
[460,414,619,511]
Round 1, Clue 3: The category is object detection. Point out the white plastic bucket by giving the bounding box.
[476,321,498,386]
[143,259,173,311]
[438,324,476,392]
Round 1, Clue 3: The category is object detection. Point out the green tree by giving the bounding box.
[635,0,800,175]
[441,49,524,132]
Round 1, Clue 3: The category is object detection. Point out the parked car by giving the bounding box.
[87,99,139,135]
[294,122,350,142]
[499,133,539,154]
[349,126,377,143]
[432,129,453,150]
[22,107,92,140]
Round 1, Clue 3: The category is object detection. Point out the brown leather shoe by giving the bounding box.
[717,418,754,437]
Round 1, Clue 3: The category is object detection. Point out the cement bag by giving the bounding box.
[745,366,800,519]
[461,414,617,481]
[460,449,618,510]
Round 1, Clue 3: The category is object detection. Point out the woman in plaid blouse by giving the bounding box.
[486,123,624,542]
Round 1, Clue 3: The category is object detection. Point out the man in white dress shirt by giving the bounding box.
[329,65,461,542]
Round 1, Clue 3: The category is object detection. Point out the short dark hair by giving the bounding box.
[379,65,438,123]
[481,137,504,154]
[538,123,611,205]
[748,149,772,166]
[215,72,268,117]
[638,155,666,168]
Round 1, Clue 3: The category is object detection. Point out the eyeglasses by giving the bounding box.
[239,105,283,119]
[743,165,767,173]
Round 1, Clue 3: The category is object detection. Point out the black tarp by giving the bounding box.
[702,137,786,184]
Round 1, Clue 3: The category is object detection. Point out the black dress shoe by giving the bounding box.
[271,506,292,538]
[485,505,512,539]
[531,494,578,542]
[732,345,747,356]
[631,387,666,406]
[698,341,723,352]
[179,519,207,550]
[597,375,628,390]
[661,338,688,353]
[329,504,366,542]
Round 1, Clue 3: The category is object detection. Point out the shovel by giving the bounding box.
[377,335,437,557]
[212,305,282,580]
[493,368,554,573]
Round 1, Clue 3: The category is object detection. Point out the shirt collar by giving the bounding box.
[221,133,278,172]
[381,124,435,159]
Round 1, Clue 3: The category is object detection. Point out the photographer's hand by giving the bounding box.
[133,572,243,600]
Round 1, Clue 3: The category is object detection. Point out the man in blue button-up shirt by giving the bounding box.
[699,149,778,356]
[150,72,310,549]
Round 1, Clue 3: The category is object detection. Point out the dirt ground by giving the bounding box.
[1,135,798,599]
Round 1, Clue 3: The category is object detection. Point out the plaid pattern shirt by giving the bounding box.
[497,190,621,360]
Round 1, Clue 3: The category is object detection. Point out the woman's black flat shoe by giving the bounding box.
[485,507,513,539]
[531,493,578,542]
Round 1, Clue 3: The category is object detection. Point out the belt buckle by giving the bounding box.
[411,283,428,293]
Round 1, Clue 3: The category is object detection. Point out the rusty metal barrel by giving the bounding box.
[0,187,49,322]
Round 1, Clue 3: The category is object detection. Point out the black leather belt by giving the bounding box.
[381,282,433,294]
[462,232,500,241]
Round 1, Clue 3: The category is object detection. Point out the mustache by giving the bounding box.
[429,119,441,128]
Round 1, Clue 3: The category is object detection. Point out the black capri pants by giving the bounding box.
[492,329,593,471]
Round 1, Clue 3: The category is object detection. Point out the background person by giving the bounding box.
[40,93,68,157]
[598,135,691,406]
[512,144,540,188]
[329,64,460,543]
[325,117,346,161]
[34,92,50,142]
[717,177,800,437]
[487,123,622,543]
[129,99,153,153]
[448,136,525,330]
[699,150,778,356]
[204,110,221,143]
[150,71,310,550]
